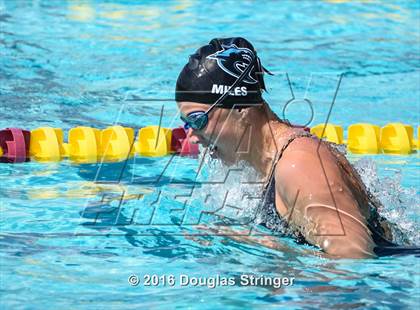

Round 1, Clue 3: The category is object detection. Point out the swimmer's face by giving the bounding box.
[177,101,240,164]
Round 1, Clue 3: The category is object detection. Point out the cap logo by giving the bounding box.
[207,44,257,84]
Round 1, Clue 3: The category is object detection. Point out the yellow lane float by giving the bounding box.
[100,126,135,162]
[65,126,101,163]
[380,123,414,155]
[135,125,172,157]
[347,123,380,154]
[29,127,66,161]
[311,123,418,155]
[310,124,343,144]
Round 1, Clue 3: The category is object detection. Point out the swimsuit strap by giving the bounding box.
[259,129,315,240]
[264,130,313,190]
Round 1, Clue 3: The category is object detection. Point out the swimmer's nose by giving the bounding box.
[186,128,201,144]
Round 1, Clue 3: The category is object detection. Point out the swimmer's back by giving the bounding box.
[273,133,406,258]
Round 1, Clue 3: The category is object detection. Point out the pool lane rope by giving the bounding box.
[0,123,418,163]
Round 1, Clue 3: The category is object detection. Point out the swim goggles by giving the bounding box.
[180,52,256,131]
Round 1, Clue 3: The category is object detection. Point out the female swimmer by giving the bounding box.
[175,37,416,259]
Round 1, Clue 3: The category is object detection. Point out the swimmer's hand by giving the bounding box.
[275,138,376,259]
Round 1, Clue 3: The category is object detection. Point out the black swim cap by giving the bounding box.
[175,37,270,109]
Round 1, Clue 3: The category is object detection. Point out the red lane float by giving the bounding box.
[0,128,30,163]
[171,127,186,153]
[170,127,199,156]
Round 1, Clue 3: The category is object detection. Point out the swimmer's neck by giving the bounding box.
[236,104,290,177]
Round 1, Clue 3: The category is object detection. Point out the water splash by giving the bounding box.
[197,150,419,244]
[194,150,288,234]
[353,157,419,245]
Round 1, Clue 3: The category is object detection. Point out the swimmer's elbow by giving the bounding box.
[320,238,376,259]
[299,204,377,259]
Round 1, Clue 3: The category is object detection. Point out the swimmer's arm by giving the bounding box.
[275,143,376,259]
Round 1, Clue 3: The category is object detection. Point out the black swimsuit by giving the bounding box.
[259,131,312,240]
[259,130,419,256]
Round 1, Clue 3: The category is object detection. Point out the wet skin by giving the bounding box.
[178,101,378,258]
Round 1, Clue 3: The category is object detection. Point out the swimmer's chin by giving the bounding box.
[209,145,218,159]
[207,145,221,160]
[208,146,237,166]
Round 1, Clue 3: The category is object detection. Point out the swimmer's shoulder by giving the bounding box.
[281,134,334,158]
[275,134,339,175]
[273,135,347,203]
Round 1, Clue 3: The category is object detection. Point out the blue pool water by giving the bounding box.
[1,0,419,309]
